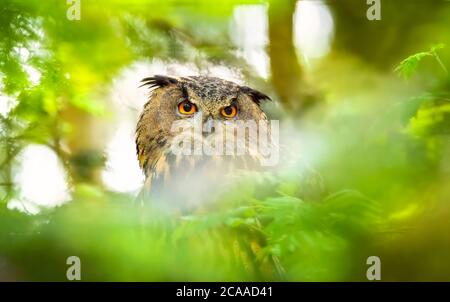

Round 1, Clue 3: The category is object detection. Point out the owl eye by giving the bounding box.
[178,100,197,115]
[221,105,238,118]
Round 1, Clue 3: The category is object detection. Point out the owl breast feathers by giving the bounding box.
[135,75,272,195]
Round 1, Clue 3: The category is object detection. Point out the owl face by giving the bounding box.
[135,75,271,187]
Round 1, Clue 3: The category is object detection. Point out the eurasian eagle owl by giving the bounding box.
[135,75,272,204]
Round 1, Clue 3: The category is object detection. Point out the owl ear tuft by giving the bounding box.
[140,75,178,89]
[240,86,271,105]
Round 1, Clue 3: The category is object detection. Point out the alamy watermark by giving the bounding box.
[66,256,81,281]
[366,256,381,281]
[169,114,279,167]
[367,0,381,21]
[67,0,81,21]
[66,0,380,22]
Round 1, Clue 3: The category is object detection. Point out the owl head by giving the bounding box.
[135,75,272,194]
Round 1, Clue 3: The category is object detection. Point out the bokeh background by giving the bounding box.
[1,0,450,281]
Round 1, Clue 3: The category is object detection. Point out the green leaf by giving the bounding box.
[394,51,432,80]
[395,44,447,80]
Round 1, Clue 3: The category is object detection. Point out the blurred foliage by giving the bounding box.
[1,0,450,281]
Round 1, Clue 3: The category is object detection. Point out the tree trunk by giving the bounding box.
[268,0,318,113]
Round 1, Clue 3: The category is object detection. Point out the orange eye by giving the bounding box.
[178,100,197,115]
[221,105,237,118]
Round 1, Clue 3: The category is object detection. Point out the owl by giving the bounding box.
[135,75,272,205]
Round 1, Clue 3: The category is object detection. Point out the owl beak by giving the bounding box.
[202,116,215,136]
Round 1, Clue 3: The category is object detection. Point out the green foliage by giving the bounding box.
[0,180,384,281]
[394,44,447,80]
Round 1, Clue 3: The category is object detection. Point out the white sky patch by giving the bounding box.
[14,18,46,85]
[203,64,244,83]
[7,200,41,215]
[23,64,41,85]
[14,45,42,85]
[0,95,17,117]
[109,62,152,111]
[15,46,31,62]
[230,4,270,79]
[294,0,334,62]
[102,122,144,193]
[8,144,71,214]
